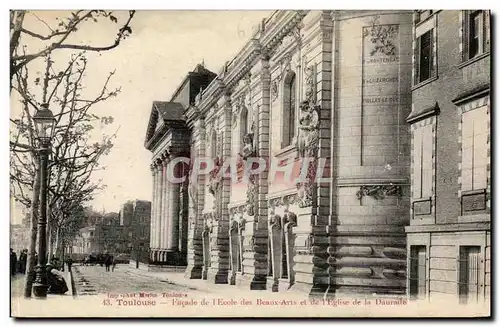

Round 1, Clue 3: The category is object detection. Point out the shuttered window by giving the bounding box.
[414,29,435,85]
[413,124,433,199]
[461,106,488,192]
[409,246,427,300]
[462,11,490,61]
[458,246,481,304]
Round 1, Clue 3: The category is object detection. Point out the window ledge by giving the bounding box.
[458,214,490,224]
[457,52,490,69]
[411,75,438,91]
[275,144,298,158]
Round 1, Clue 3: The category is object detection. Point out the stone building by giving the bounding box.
[146,10,414,297]
[119,200,152,261]
[405,10,491,303]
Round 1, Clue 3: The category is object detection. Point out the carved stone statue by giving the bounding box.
[240,132,256,160]
[297,100,320,158]
[208,156,223,196]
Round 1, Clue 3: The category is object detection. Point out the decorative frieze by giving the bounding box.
[355,184,403,201]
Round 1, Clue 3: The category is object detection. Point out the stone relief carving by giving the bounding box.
[232,94,246,127]
[296,100,320,208]
[356,184,403,201]
[304,64,316,103]
[271,80,279,102]
[362,15,399,57]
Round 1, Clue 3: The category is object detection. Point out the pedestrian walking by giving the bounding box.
[66,256,73,271]
[19,249,27,274]
[10,248,17,276]
[104,253,112,272]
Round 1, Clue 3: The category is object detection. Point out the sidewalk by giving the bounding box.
[122,263,307,300]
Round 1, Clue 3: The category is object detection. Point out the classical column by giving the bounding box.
[161,155,170,263]
[155,158,164,263]
[166,154,180,254]
[150,164,157,262]
[154,161,161,262]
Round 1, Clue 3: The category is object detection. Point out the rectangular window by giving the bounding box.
[463,11,490,61]
[416,30,433,84]
[469,11,483,58]
[409,246,427,300]
[461,106,488,192]
[458,246,481,304]
[413,124,433,199]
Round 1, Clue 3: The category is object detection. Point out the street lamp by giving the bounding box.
[32,103,56,299]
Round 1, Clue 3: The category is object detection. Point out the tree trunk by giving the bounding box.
[10,10,25,87]
[24,161,40,298]
[55,227,62,259]
[47,225,52,259]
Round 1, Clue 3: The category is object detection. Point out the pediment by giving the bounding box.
[144,101,187,149]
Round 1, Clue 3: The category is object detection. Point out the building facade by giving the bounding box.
[73,200,152,256]
[405,10,491,304]
[146,10,417,297]
[119,200,152,261]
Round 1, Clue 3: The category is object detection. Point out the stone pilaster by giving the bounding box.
[185,118,206,279]
[290,11,333,297]
[207,94,232,284]
[239,54,271,291]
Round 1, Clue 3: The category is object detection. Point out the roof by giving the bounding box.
[153,101,185,121]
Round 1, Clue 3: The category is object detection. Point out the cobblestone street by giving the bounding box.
[73,264,206,296]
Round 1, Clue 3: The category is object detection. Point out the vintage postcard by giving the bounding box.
[9,9,491,318]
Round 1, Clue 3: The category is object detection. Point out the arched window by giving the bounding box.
[282,71,296,148]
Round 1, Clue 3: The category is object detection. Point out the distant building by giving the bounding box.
[10,212,31,252]
[73,201,151,258]
[119,200,152,261]
[10,224,30,252]
[405,10,491,304]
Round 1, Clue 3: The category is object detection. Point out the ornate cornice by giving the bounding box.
[260,11,309,58]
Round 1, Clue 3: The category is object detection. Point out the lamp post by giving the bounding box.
[32,104,56,299]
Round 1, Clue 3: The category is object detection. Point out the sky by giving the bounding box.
[9,10,273,222]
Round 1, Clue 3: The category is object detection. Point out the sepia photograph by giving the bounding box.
[8,6,492,318]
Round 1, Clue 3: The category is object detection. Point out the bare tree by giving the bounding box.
[10,10,135,87]
[10,51,119,297]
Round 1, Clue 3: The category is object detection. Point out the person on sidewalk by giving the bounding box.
[66,256,73,271]
[19,249,27,274]
[10,248,17,276]
[46,263,68,295]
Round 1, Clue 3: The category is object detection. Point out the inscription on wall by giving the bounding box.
[361,18,400,167]
[462,192,487,213]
